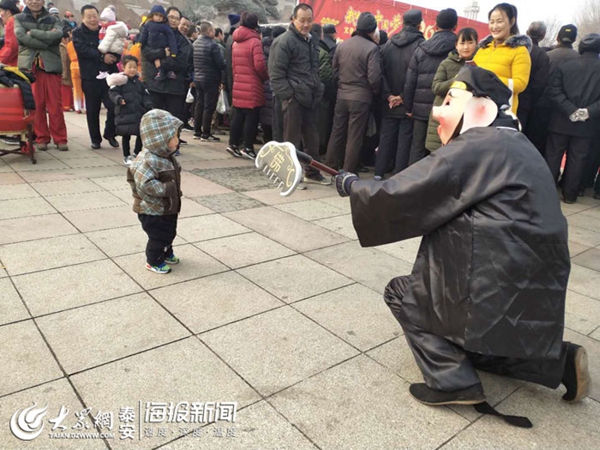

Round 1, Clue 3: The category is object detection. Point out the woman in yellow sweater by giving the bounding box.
[473,3,531,114]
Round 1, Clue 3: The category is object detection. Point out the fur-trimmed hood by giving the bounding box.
[479,34,532,52]
[106,72,128,87]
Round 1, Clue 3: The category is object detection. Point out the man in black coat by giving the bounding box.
[72,4,118,149]
[269,3,327,186]
[193,21,226,141]
[404,8,457,166]
[333,66,590,423]
[322,24,337,54]
[142,7,192,123]
[545,34,600,204]
[375,9,424,179]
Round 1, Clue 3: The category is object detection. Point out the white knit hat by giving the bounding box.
[100,7,115,22]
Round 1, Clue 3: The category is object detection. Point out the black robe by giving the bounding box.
[350,126,569,360]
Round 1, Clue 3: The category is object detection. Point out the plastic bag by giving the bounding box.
[216,89,230,115]
[185,88,194,104]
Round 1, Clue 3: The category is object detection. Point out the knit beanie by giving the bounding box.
[228,13,241,28]
[403,9,422,27]
[356,12,377,34]
[579,33,600,54]
[100,7,116,22]
[436,8,458,30]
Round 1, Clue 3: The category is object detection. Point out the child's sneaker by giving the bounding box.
[96,71,108,80]
[154,70,166,81]
[167,70,177,80]
[127,155,136,164]
[123,156,132,166]
[164,254,180,265]
[145,262,171,274]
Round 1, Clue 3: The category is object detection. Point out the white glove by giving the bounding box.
[578,108,590,122]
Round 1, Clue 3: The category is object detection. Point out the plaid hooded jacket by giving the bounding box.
[127,109,183,215]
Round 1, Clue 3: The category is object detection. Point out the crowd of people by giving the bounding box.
[0,1,599,200]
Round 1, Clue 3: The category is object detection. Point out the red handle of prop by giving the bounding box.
[296,150,339,176]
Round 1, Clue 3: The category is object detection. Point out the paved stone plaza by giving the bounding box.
[1,111,600,449]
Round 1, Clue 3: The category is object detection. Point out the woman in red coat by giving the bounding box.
[226,11,269,159]
[0,0,21,67]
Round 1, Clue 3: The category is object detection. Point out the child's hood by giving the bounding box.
[139,109,182,158]
[108,21,128,38]
[106,72,128,87]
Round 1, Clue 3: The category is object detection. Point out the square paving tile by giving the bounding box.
[567,225,600,247]
[13,259,142,316]
[179,171,233,197]
[0,320,63,396]
[243,185,335,206]
[0,197,55,220]
[30,178,105,196]
[0,172,24,185]
[0,183,39,201]
[569,240,592,257]
[564,290,600,335]
[37,293,190,374]
[0,278,29,326]
[177,214,250,243]
[295,284,401,351]
[152,271,283,334]
[0,379,107,449]
[90,175,130,190]
[375,237,422,265]
[86,225,186,258]
[44,191,125,213]
[237,255,353,303]
[201,307,358,396]
[572,248,600,272]
[306,241,414,294]
[270,355,469,449]
[71,338,260,449]
[0,234,105,276]
[9,159,71,172]
[161,401,315,449]
[224,207,350,253]
[568,263,600,301]
[275,199,347,221]
[316,195,351,213]
[568,212,600,234]
[179,198,214,218]
[114,244,228,290]
[0,214,78,245]
[63,205,139,232]
[195,233,295,269]
[191,192,265,213]
[63,156,118,168]
[313,214,358,240]
[441,383,600,449]
[191,167,274,192]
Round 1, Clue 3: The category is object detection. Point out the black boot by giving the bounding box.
[562,343,591,402]
[409,383,485,406]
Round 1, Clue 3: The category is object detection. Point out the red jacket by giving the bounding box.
[232,26,268,109]
[0,17,19,67]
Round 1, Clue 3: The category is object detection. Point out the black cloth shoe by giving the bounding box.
[200,134,220,142]
[179,138,188,145]
[409,383,485,406]
[357,165,370,173]
[105,137,119,148]
[563,196,577,204]
[562,343,591,402]
[91,142,101,149]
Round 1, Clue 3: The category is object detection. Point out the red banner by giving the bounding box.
[307,0,489,41]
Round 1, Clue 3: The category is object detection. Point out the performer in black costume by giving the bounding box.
[335,66,591,424]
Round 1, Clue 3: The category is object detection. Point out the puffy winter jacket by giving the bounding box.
[380,26,424,117]
[0,17,19,66]
[268,24,324,108]
[426,51,465,151]
[194,34,226,85]
[73,23,118,81]
[127,109,183,216]
[404,30,457,120]
[142,29,192,95]
[14,7,63,74]
[98,21,128,55]
[232,26,268,109]
[473,35,532,113]
[107,72,153,136]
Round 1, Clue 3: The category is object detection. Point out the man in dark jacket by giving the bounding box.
[268,3,328,186]
[15,0,68,151]
[334,66,590,421]
[518,22,550,132]
[545,34,600,204]
[325,12,381,174]
[142,7,192,125]
[322,24,337,54]
[311,23,334,155]
[404,8,457,165]
[547,24,579,73]
[375,9,424,179]
[193,21,226,141]
[225,13,240,105]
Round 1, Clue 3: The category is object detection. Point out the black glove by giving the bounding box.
[335,170,358,197]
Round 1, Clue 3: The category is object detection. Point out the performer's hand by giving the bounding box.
[578,108,590,122]
[335,170,358,197]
